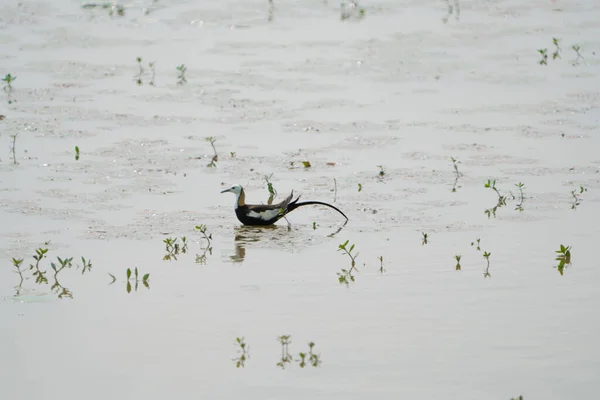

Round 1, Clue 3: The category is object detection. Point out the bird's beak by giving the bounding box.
[221,188,232,193]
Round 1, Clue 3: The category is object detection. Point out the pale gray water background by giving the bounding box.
[1,0,600,399]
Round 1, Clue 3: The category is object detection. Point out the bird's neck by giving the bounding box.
[235,189,246,209]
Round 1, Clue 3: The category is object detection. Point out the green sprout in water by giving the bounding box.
[570,185,586,210]
[572,44,584,65]
[552,38,562,59]
[312,221,318,230]
[176,64,187,85]
[302,161,312,168]
[79,257,92,275]
[276,335,293,369]
[555,244,572,276]
[451,157,462,192]
[298,342,322,368]
[10,133,19,165]
[233,337,249,368]
[455,255,462,271]
[75,146,80,161]
[484,179,507,218]
[30,247,49,285]
[514,182,525,211]
[538,48,548,65]
[471,238,481,251]
[422,232,429,245]
[12,258,25,295]
[264,174,277,204]
[483,251,491,278]
[378,255,385,273]
[50,257,74,299]
[357,183,362,192]
[163,236,188,261]
[195,225,213,264]
[2,73,16,91]
[135,57,144,85]
[206,136,218,167]
[125,267,150,293]
[337,240,359,285]
[148,61,156,86]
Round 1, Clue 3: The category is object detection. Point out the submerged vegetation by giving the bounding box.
[555,245,572,275]
[206,136,218,167]
[2,73,16,91]
[337,240,359,285]
[275,335,321,369]
[451,157,462,192]
[570,185,587,210]
[233,337,249,368]
[11,246,93,299]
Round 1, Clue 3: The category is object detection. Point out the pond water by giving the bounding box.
[1,0,600,399]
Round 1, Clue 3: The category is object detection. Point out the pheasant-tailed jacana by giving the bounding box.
[221,185,348,226]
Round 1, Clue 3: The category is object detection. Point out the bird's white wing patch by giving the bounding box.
[248,209,282,221]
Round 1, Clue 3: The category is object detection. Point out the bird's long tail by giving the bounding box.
[287,198,349,221]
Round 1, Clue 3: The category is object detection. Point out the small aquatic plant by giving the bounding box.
[12,246,91,299]
[31,247,49,284]
[195,225,213,264]
[471,238,481,251]
[572,44,584,64]
[555,244,572,275]
[337,240,359,285]
[421,232,429,245]
[148,61,156,86]
[357,183,362,192]
[135,57,144,85]
[50,257,74,299]
[570,185,586,210]
[298,342,321,368]
[484,179,507,218]
[455,255,462,271]
[206,136,218,167]
[264,174,277,204]
[176,64,187,85]
[125,267,150,293]
[538,48,548,65]
[163,236,188,260]
[10,133,19,165]
[233,337,249,368]
[276,335,293,369]
[552,38,562,59]
[451,157,462,192]
[312,221,318,230]
[378,255,385,273]
[514,182,525,211]
[483,251,491,278]
[75,146,80,161]
[2,73,16,91]
[302,161,311,168]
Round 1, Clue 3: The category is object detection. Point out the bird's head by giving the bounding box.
[221,185,243,196]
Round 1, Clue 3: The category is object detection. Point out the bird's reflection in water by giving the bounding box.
[229,222,347,263]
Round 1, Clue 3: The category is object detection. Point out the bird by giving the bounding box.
[221,185,348,226]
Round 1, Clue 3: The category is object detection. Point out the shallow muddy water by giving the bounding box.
[1,0,600,399]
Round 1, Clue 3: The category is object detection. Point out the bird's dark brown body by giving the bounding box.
[221,185,348,226]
